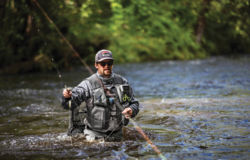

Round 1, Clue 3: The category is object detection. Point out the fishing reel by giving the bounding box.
[64,86,72,109]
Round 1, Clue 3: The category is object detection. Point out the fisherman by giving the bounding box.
[61,49,140,142]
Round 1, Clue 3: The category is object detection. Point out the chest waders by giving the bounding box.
[67,100,87,135]
[85,74,131,133]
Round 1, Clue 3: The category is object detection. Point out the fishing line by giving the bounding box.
[50,57,74,146]
[32,0,166,159]
[130,118,167,160]
[49,57,66,151]
[114,101,167,160]
[51,58,62,79]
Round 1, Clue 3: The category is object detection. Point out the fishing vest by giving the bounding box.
[85,73,131,133]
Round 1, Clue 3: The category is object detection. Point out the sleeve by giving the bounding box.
[128,87,140,118]
[61,80,91,110]
[121,77,140,118]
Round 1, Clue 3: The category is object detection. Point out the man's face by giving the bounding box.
[95,60,113,78]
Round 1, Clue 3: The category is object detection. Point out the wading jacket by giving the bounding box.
[62,72,140,133]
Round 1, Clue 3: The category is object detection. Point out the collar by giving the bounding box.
[96,72,114,85]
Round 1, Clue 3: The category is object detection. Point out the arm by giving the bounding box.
[121,79,140,118]
[61,80,91,110]
[128,93,140,118]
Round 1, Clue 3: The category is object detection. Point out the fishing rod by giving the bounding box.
[32,0,93,75]
[33,0,81,140]
[32,0,166,159]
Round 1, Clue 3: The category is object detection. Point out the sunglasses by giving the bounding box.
[99,61,113,67]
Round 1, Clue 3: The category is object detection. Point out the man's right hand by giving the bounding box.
[63,88,72,98]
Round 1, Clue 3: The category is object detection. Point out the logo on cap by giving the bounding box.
[101,51,110,57]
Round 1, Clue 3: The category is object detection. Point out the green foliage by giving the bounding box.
[0,0,249,73]
[204,0,250,55]
[107,0,204,63]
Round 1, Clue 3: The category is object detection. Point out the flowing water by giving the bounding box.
[0,57,249,159]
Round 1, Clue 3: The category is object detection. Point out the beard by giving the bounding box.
[103,69,111,77]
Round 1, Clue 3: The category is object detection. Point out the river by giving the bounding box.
[0,57,249,159]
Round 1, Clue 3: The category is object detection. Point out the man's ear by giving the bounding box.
[95,63,98,69]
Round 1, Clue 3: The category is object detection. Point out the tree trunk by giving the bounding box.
[195,0,211,44]
[0,0,7,25]
[26,14,32,34]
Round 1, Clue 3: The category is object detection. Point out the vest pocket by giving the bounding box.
[90,106,109,130]
[93,88,107,106]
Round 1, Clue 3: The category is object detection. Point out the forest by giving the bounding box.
[0,0,249,74]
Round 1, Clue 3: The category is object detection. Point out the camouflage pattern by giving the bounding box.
[61,72,139,141]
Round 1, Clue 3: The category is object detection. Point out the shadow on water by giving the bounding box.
[0,57,250,159]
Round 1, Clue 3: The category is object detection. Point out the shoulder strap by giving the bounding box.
[86,74,102,90]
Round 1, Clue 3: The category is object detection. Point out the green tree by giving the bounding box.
[0,0,249,74]
[107,0,204,62]
[203,0,250,55]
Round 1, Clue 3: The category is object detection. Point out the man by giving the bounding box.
[62,49,140,142]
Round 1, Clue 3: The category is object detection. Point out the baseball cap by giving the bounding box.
[95,49,113,62]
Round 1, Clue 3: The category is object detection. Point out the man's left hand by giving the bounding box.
[122,107,132,119]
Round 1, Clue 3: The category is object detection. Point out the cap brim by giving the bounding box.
[96,57,114,62]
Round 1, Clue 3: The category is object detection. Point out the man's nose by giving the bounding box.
[104,64,111,68]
